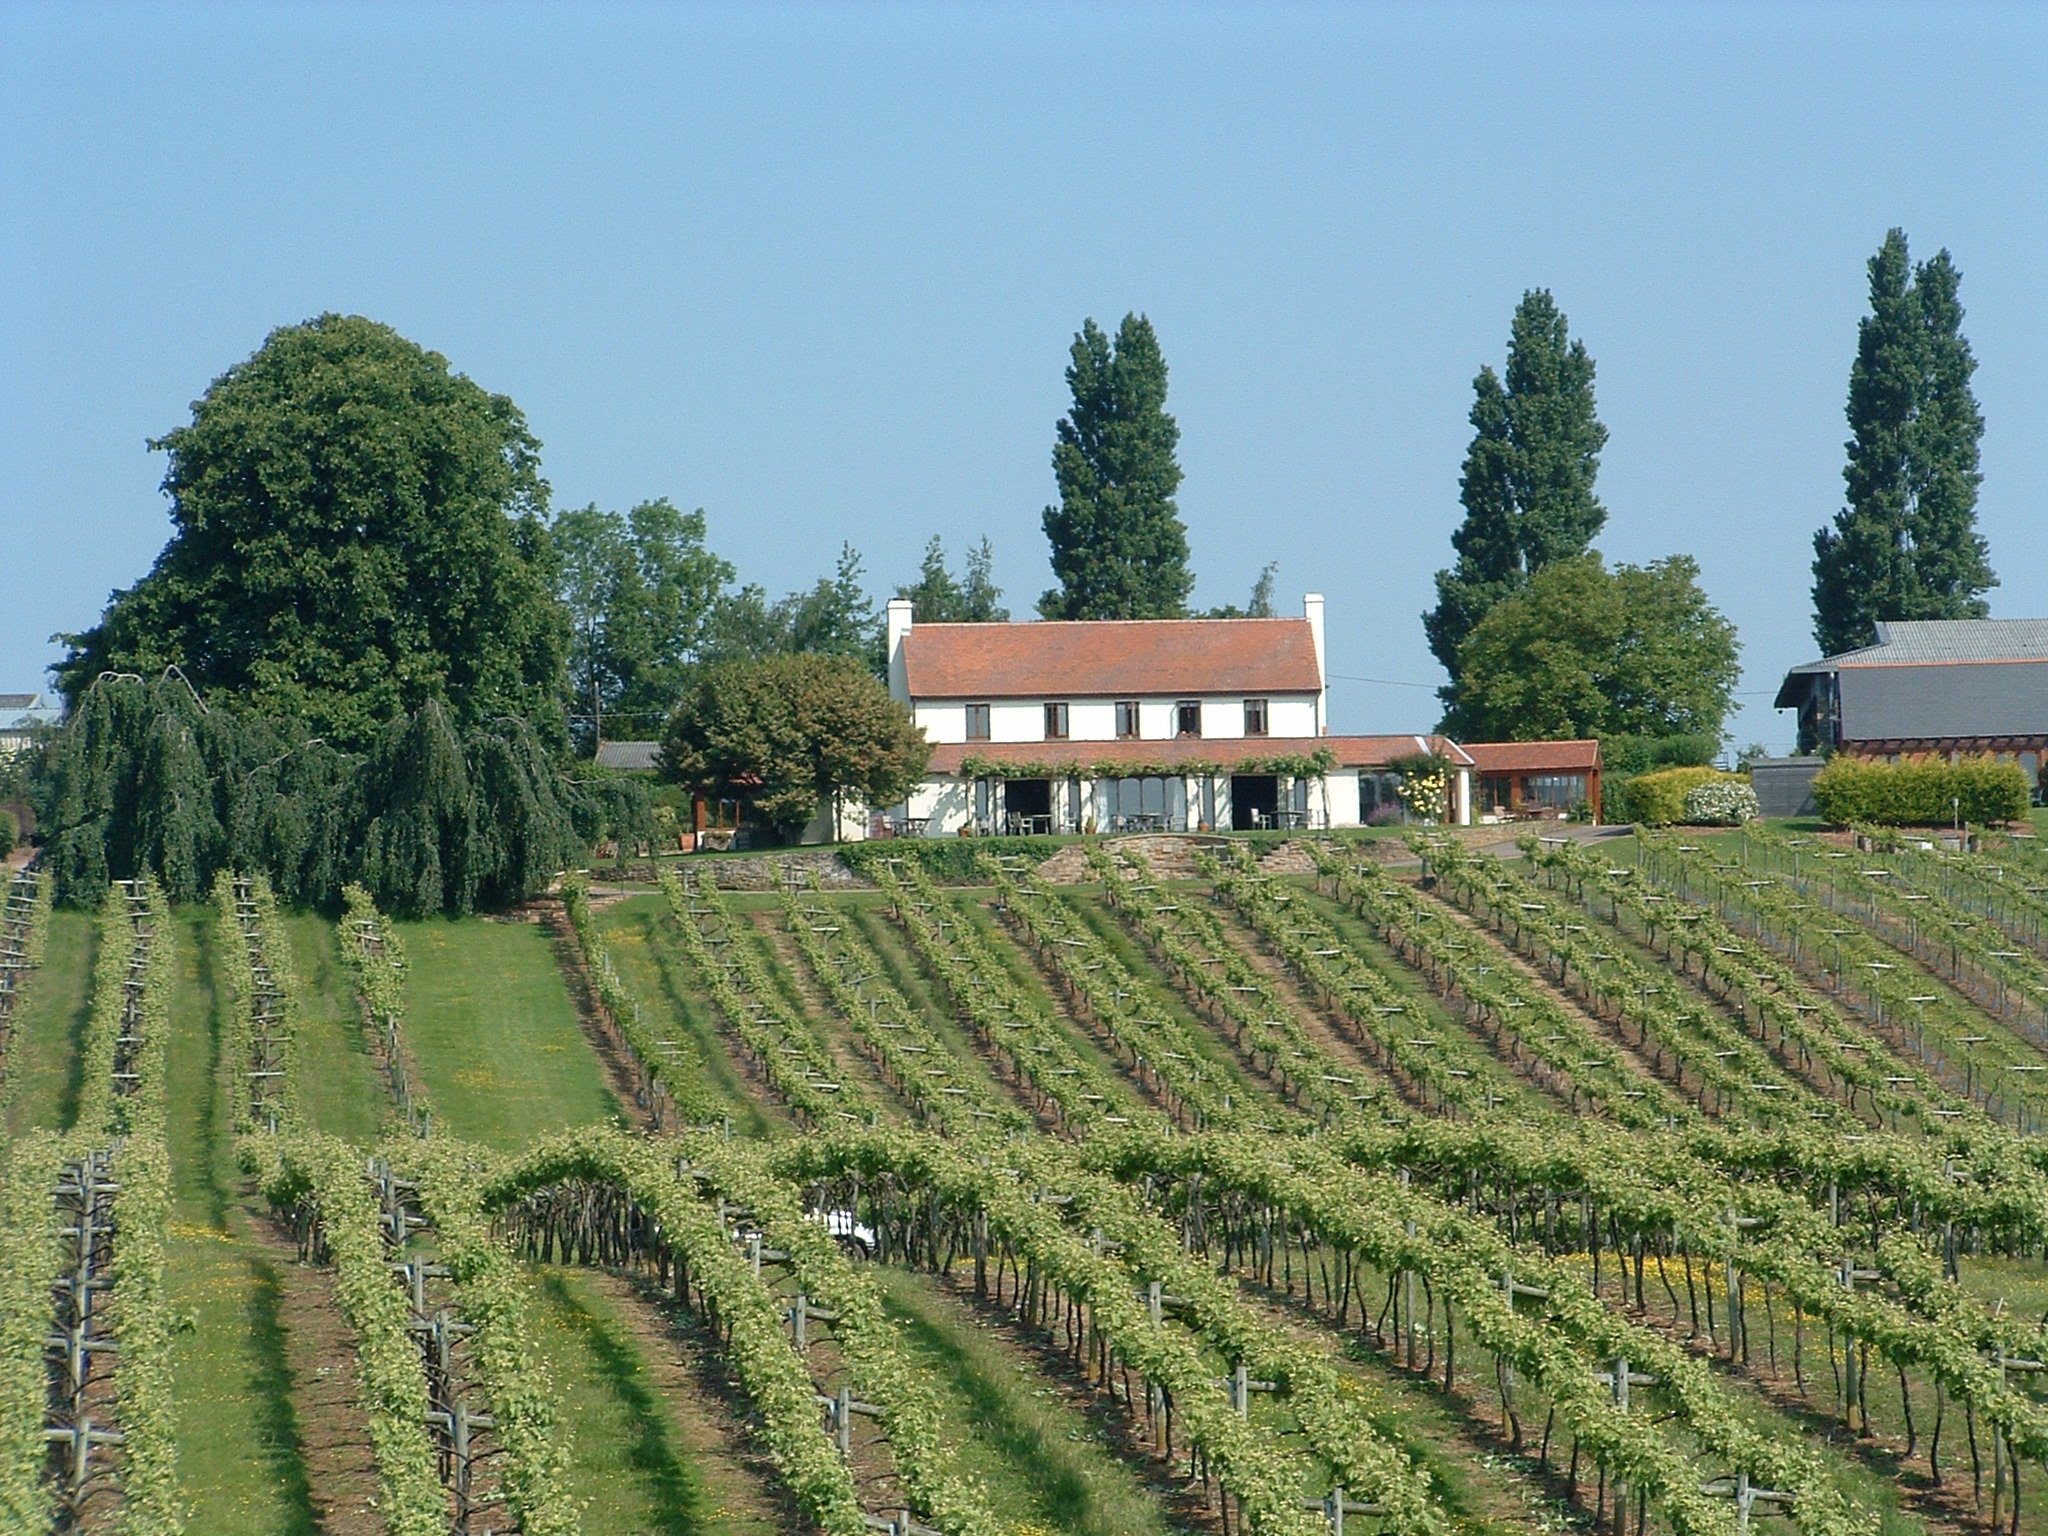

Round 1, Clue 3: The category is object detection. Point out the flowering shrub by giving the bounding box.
[1387,752,1450,822]
[1683,778,1759,826]
[1621,766,1729,826]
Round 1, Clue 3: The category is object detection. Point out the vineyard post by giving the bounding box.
[1700,1470,1791,1535]
[1990,1351,2047,1531]
[1400,1169,1418,1367]
[1301,1486,1385,1534]
[1836,1259,1881,1431]
[1593,1356,1656,1536]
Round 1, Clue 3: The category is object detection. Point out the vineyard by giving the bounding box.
[8,822,2048,1535]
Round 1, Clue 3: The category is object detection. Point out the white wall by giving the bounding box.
[1324,770,1361,829]
[913,691,1323,746]
[894,766,1378,837]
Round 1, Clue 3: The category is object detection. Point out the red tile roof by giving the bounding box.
[902,617,1321,699]
[1462,739,1602,774]
[927,734,1469,776]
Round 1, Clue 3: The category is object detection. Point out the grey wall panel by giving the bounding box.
[1840,664,2048,741]
[1752,759,1822,818]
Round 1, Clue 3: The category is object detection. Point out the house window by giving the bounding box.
[1175,700,1202,738]
[1525,773,1587,810]
[1115,700,1140,739]
[1043,702,1069,740]
[1243,698,1269,737]
[966,703,991,741]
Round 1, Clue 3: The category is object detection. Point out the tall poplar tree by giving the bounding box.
[1038,314,1192,620]
[1424,290,1608,705]
[1811,230,1994,656]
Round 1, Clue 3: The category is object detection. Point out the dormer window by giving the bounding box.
[1244,698,1269,737]
[1175,700,1202,738]
[1043,702,1069,741]
[966,703,991,741]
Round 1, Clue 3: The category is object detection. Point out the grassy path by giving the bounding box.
[282,912,387,1142]
[1060,889,1291,1111]
[875,1267,1196,1536]
[397,914,622,1146]
[531,1269,787,1535]
[1291,888,1558,1117]
[3,908,95,1133]
[162,909,320,1535]
[595,895,784,1135]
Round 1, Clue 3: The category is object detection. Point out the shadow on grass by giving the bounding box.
[183,915,232,1230]
[54,967,95,1133]
[881,1279,1185,1536]
[245,1255,320,1536]
[633,914,777,1136]
[539,1272,705,1535]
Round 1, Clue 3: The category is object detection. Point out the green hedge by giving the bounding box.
[1811,755,2030,827]
[839,835,1073,884]
[0,809,13,860]
[1622,767,1737,827]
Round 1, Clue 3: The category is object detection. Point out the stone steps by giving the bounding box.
[1034,832,1231,884]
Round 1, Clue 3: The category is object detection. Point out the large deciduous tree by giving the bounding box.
[1424,291,1608,708]
[55,314,569,751]
[1811,230,1994,656]
[554,498,733,747]
[660,654,930,842]
[1038,314,1192,620]
[1441,555,1739,744]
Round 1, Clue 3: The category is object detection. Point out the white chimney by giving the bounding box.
[1303,593,1327,734]
[885,598,915,703]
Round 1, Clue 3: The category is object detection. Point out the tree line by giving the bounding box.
[18,224,1998,902]
[1417,227,1993,799]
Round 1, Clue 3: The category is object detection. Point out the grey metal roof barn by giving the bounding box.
[1776,620,2048,759]
[594,740,662,771]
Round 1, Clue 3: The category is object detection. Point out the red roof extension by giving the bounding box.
[902,617,1321,699]
[1461,739,1602,775]
[927,734,1471,776]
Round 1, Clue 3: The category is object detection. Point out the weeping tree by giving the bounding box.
[226,738,362,909]
[358,700,478,918]
[43,673,235,907]
[33,676,589,915]
[465,717,583,908]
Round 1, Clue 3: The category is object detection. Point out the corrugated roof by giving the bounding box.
[1463,739,1601,774]
[926,734,1470,776]
[1786,619,2048,675]
[594,740,662,771]
[902,617,1321,699]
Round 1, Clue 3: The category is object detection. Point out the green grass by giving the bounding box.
[595,895,781,1136]
[162,909,320,1535]
[397,914,623,1147]
[1294,887,1557,1117]
[3,908,95,1133]
[531,1269,774,1535]
[281,912,387,1142]
[875,1268,1195,1536]
[948,897,1153,1100]
[1060,888,1288,1109]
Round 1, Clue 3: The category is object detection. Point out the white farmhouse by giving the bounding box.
[882,594,1479,835]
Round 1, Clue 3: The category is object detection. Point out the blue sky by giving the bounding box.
[5,1,2044,750]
